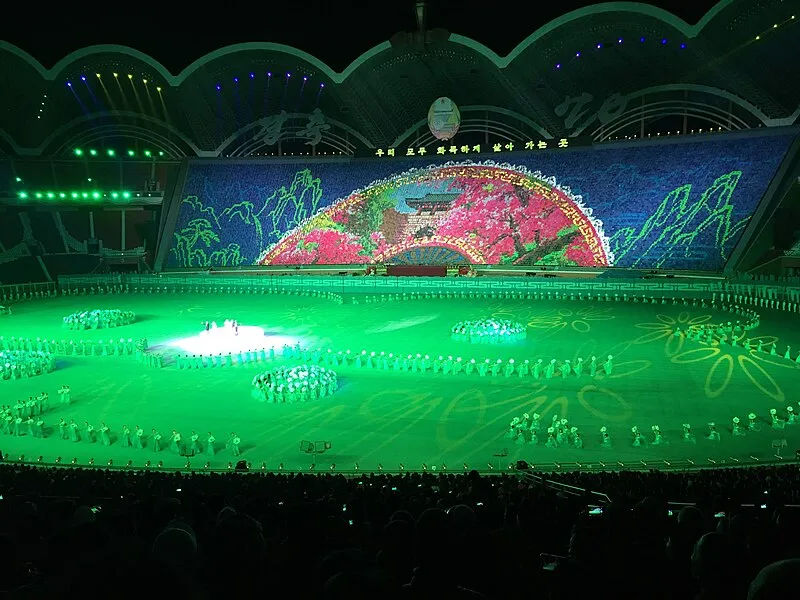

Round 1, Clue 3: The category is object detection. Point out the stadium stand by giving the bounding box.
[1,1,800,598]
[2,464,800,599]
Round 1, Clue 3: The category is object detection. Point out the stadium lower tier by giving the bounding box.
[2,464,799,600]
[1,285,799,471]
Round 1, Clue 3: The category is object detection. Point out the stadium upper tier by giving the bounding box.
[0,0,798,158]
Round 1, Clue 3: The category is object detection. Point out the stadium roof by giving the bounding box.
[1,0,798,157]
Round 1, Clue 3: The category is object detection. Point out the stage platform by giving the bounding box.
[386,265,447,277]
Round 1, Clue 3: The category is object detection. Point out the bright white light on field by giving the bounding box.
[164,324,298,355]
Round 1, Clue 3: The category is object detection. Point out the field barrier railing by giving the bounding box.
[56,272,800,301]
[51,275,800,317]
[2,454,797,477]
[517,457,800,504]
[58,273,725,295]
[0,281,57,300]
[518,470,612,504]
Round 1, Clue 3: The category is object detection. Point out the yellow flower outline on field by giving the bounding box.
[632,312,714,355]
[276,305,330,327]
[532,305,616,334]
[433,359,649,462]
[490,305,615,335]
[484,300,524,315]
[669,335,784,403]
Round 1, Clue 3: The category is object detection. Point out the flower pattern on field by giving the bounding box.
[526,305,616,334]
[277,306,323,327]
[431,356,652,462]
[632,312,714,356]
[488,304,616,341]
[669,335,784,402]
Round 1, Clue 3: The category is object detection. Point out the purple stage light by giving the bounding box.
[267,72,272,77]
[303,76,307,81]
[661,39,667,44]
[596,43,601,49]
[233,77,239,83]
[575,52,581,57]
[320,83,325,88]
[66,82,72,87]
[80,75,86,81]
[640,37,646,42]
[286,72,291,78]
[216,84,221,91]
[250,73,255,78]
[555,63,561,69]
[618,38,623,43]
[680,43,686,49]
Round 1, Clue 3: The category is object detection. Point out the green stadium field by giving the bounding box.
[2,292,800,471]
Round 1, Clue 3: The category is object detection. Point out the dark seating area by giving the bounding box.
[0,256,43,285]
[0,205,156,283]
[25,212,64,254]
[1,464,799,600]
[43,254,104,278]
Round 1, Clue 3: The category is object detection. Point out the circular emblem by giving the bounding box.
[428,97,461,141]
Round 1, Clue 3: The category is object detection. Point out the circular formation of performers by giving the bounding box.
[451,318,527,344]
[0,350,56,380]
[251,364,338,403]
[62,309,136,330]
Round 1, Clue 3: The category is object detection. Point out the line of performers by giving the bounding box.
[676,323,800,361]
[176,348,272,369]
[283,344,615,378]
[1,336,139,357]
[1,387,70,436]
[0,350,57,380]
[52,422,242,457]
[506,413,584,448]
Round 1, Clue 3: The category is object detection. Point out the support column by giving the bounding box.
[682,89,688,134]
[640,96,645,138]
[728,99,734,130]
[89,211,95,239]
[121,209,126,251]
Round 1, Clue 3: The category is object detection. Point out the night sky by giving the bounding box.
[6,0,721,73]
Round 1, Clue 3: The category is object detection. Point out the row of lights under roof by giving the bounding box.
[18,191,134,200]
[216,72,324,91]
[66,73,163,92]
[58,19,796,91]
[605,126,727,142]
[16,191,164,201]
[555,36,686,69]
[74,148,165,158]
[755,16,796,40]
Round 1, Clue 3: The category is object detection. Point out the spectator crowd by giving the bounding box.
[1,463,799,600]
